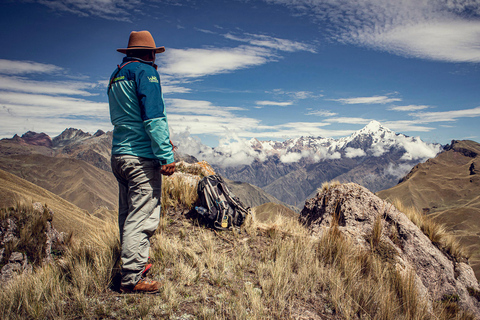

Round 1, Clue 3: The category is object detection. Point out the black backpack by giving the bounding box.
[196,175,250,230]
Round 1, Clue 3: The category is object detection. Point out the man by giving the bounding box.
[108,30,175,293]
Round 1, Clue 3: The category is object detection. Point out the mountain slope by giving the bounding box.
[0,153,118,213]
[0,168,102,237]
[377,140,480,279]
[223,177,297,212]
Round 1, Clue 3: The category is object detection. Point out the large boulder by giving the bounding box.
[300,183,480,316]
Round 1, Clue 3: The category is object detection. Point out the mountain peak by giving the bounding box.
[359,120,389,134]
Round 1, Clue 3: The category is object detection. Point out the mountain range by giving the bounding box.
[213,120,442,208]
[0,128,291,213]
[0,121,444,213]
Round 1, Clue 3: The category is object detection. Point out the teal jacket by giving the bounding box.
[108,57,174,165]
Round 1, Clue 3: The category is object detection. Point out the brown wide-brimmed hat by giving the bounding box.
[117,31,165,54]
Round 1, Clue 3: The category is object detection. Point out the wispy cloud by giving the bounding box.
[327,117,372,124]
[0,76,99,96]
[410,106,480,122]
[327,117,436,132]
[35,0,140,22]
[159,46,274,78]
[224,33,317,53]
[389,105,431,111]
[269,89,322,100]
[167,98,346,139]
[0,59,63,75]
[306,109,337,117]
[266,0,480,62]
[0,59,111,138]
[255,100,293,107]
[331,95,402,104]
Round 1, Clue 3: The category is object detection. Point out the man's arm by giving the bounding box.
[135,64,175,165]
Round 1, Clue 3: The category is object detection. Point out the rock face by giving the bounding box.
[0,202,66,286]
[301,183,480,316]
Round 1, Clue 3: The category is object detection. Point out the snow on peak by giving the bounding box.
[359,120,389,134]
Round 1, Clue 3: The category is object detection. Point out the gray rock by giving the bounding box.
[0,218,17,246]
[300,182,480,316]
[0,252,31,284]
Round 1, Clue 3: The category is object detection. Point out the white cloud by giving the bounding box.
[382,121,435,132]
[389,105,431,111]
[384,163,415,179]
[159,46,274,78]
[224,33,317,53]
[256,100,293,107]
[172,131,263,167]
[0,76,98,96]
[269,89,322,100]
[345,147,366,158]
[327,117,371,124]
[280,152,303,163]
[410,106,480,122]
[0,59,63,75]
[265,0,480,62]
[36,0,140,21]
[306,109,337,117]
[369,143,387,157]
[398,136,442,160]
[332,95,402,104]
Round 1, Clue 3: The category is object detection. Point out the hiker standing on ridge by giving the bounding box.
[108,30,175,293]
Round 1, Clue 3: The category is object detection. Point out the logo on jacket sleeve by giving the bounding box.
[148,76,159,83]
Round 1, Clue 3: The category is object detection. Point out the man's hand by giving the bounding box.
[160,162,176,176]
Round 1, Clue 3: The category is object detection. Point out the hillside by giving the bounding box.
[0,153,118,213]
[377,140,480,279]
[253,202,298,222]
[0,168,102,237]
[1,174,478,318]
[224,177,298,212]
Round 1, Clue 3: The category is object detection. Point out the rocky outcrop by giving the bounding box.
[0,202,66,286]
[301,183,480,316]
[9,131,53,148]
[52,128,91,148]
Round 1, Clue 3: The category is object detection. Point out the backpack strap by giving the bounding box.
[108,60,140,92]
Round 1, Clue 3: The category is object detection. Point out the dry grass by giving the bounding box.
[0,179,475,319]
[161,172,199,211]
[391,199,469,262]
[0,210,120,320]
[318,180,341,194]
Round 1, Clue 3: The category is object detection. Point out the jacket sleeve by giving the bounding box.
[135,65,174,164]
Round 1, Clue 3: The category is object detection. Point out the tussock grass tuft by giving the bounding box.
[161,173,198,211]
[318,180,341,194]
[391,199,469,262]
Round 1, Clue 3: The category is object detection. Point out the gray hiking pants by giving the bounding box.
[111,154,162,288]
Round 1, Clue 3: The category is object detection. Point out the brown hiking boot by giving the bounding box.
[120,279,160,294]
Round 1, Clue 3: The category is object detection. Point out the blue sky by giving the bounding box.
[0,0,479,147]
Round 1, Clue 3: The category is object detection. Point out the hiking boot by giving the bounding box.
[120,279,160,294]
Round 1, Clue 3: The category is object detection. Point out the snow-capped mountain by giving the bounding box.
[247,120,441,164]
[210,121,443,208]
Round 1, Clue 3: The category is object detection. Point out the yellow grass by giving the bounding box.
[391,198,469,262]
[0,182,475,319]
